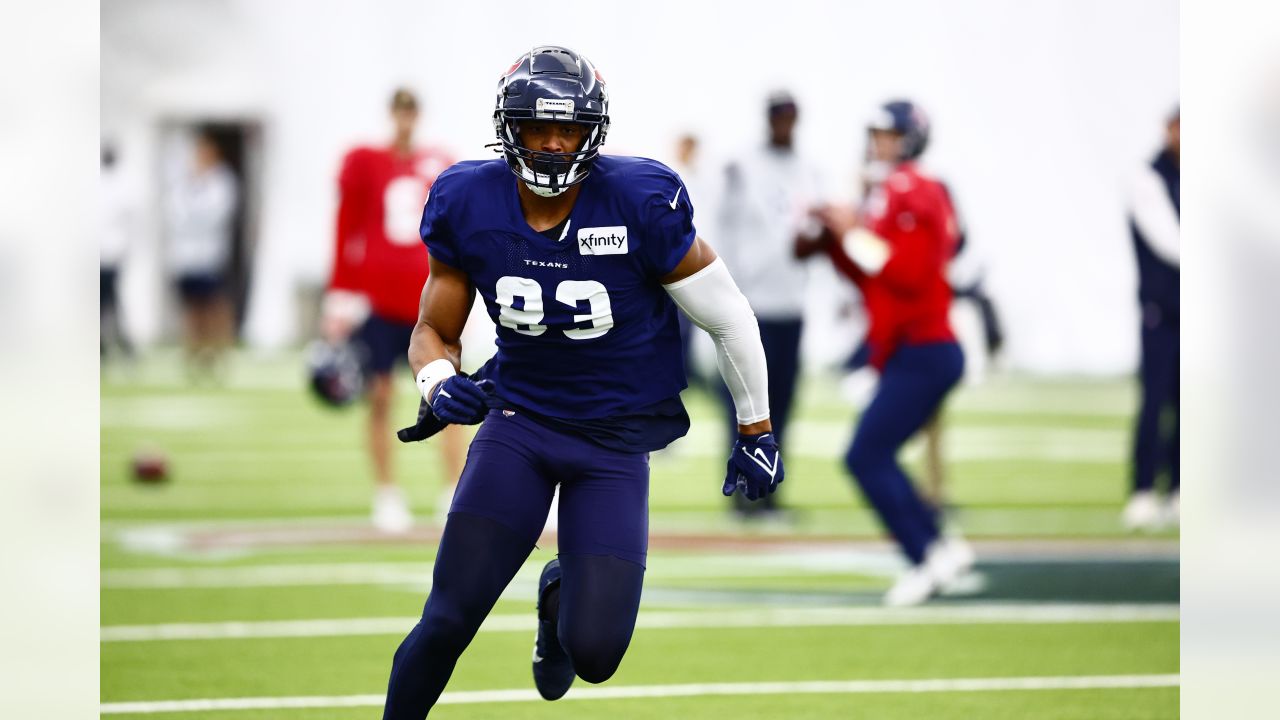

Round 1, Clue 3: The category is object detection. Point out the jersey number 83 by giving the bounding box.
[495,276,614,340]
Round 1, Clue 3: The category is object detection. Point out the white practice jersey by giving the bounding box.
[166,163,239,275]
[713,144,825,319]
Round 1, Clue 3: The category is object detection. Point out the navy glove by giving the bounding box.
[429,376,495,425]
[723,432,784,501]
[399,361,499,442]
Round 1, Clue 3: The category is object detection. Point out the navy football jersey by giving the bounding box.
[420,155,696,436]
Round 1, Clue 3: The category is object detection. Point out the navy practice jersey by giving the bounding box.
[420,155,697,447]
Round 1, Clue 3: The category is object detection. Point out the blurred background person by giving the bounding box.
[165,126,239,381]
[808,104,1003,513]
[100,141,137,363]
[817,100,972,606]
[323,88,460,534]
[713,90,826,520]
[672,133,717,223]
[1123,106,1180,531]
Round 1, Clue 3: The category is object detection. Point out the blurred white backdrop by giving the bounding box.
[101,0,1177,374]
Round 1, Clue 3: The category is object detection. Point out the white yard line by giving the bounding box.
[101,603,1179,642]
[99,673,1178,714]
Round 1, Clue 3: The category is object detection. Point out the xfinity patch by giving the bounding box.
[577,226,628,255]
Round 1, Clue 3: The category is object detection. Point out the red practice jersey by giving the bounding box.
[329,145,455,324]
[829,162,958,369]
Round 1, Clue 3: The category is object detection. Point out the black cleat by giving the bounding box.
[532,558,574,700]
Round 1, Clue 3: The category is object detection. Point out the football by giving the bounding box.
[130,450,170,484]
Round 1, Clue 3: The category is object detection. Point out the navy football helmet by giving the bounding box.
[868,100,931,160]
[306,338,366,408]
[493,46,610,197]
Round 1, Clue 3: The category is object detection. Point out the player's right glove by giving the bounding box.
[722,432,785,501]
[429,376,495,425]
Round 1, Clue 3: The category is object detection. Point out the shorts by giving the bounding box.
[451,408,650,566]
[176,273,224,304]
[355,313,415,376]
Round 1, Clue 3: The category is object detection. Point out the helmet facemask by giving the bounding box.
[491,46,611,197]
[495,114,606,197]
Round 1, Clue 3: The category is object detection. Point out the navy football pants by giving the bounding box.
[1133,310,1179,493]
[382,410,648,718]
[845,342,964,565]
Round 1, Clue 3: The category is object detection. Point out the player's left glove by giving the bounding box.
[723,432,784,501]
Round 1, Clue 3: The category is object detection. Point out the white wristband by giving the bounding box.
[416,358,457,402]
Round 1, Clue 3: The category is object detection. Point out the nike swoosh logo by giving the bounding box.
[740,446,779,480]
[439,389,453,399]
[668,186,683,210]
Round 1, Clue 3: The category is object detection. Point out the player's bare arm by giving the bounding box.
[408,256,473,390]
[407,257,493,427]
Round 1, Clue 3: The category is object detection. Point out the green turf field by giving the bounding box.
[101,352,1179,718]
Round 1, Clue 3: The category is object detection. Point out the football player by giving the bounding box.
[323,88,460,533]
[380,46,782,717]
[816,100,974,606]
[807,128,1003,514]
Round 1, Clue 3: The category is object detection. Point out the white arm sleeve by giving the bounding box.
[663,258,770,424]
[1130,166,1180,266]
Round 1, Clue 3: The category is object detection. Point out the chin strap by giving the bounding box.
[525,180,567,198]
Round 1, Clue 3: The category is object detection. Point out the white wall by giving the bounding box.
[101,0,1178,374]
